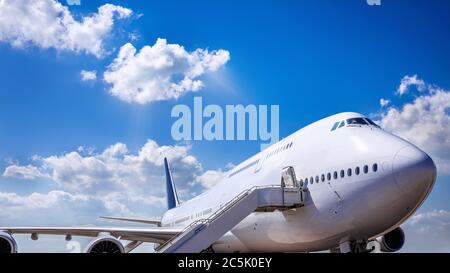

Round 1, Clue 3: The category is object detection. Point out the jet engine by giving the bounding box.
[0,231,17,253]
[85,235,125,253]
[378,227,405,252]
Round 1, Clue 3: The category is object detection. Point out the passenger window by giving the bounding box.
[373,163,378,172]
[340,170,345,178]
[310,177,313,184]
[363,165,368,174]
[327,173,331,181]
[333,171,338,179]
[315,176,319,183]
[355,167,360,175]
[321,174,325,182]
[347,168,352,176]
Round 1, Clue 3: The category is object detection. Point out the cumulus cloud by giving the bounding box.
[378,76,450,173]
[402,210,450,252]
[3,164,46,180]
[1,139,224,224]
[103,38,230,104]
[396,74,426,95]
[80,70,97,81]
[0,191,89,211]
[379,98,390,107]
[22,140,202,195]
[194,169,227,189]
[0,0,132,57]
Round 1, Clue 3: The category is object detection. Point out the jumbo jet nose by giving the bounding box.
[393,145,437,198]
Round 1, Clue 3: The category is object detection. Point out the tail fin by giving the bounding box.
[164,157,179,209]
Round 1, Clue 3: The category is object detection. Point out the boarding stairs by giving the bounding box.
[155,184,304,253]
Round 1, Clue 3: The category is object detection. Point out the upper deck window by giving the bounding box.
[346,118,368,126]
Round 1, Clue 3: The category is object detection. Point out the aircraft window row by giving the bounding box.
[300,163,379,186]
[228,159,259,178]
[228,141,294,178]
[266,142,294,159]
[331,118,380,131]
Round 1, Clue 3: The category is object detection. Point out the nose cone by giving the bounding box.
[393,146,437,198]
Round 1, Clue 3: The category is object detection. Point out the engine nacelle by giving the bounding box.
[85,235,125,253]
[0,231,17,253]
[377,227,405,252]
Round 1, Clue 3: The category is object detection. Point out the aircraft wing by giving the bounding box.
[0,226,182,244]
[99,216,161,225]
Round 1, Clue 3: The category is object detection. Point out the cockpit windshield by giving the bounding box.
[364,118,380,127]
[346,118,368,126]
[331,117,381,131]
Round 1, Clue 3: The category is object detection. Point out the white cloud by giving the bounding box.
[378,77,450,173]
[0,139,216,252]
[1,139,221,224]
[103,38,230,104]
[80,70,97,81]
[101,192,131,215]
[0,190,97,229]
[379,98,390,107]
[0,190,89,210]
[129,32,140,41]
[0,0,132,57]
[3,164,46,180]
[26,140,202,195]
[402,210,450,252]
[397,74,426,95]
[194,169,227,189]
[407,210,450,231]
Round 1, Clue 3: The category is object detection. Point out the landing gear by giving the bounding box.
[338,240,375,253]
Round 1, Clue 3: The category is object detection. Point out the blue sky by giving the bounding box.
[0,0,449,252]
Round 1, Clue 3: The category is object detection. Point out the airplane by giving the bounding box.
[0,112,437,253]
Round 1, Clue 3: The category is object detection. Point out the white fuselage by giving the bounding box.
[161,112,437,252]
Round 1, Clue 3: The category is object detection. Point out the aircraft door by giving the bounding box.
[281,166,299,188]
[327,177,343,217]
[281,166,304,205]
